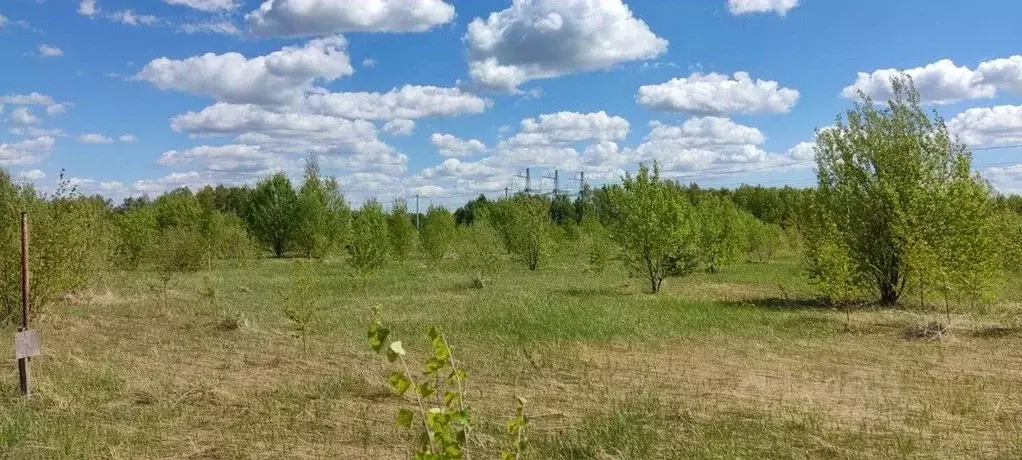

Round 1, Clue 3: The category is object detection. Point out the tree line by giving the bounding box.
[1,77,1020,325]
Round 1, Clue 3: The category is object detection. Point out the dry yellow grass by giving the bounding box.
[2,258,1021,458]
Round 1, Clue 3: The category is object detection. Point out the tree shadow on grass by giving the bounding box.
[555,286,632,298]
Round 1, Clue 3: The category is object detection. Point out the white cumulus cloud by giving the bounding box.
[164,0,237,12]
[727,0,800,16]
[78,133,114,144]
[38,45,64,57]
[78,0,99,17]
[464,0,668,92]
[841,59,995,105]
[246,0,456,37]
[15,169,46,181]
[949,105,1022,147]
[511,111,630,145]
[137,35,352,105]
[0,137,55,166]
[383,119,416,136]
[637,72,799,115]
[976,55,1022,95]
[10,107,39,126]
[431,133,487,157]
[303,85,490,120]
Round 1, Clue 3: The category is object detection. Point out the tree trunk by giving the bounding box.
[879,280,900,305]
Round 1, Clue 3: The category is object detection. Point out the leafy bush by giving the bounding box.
[0,172,108,323]
[491,195,554,271]
[694,195,744,273]
[349,200,390,275]
[421,205,456,263]
[388,198,417,259]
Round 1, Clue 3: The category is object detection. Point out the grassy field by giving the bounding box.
[2,251,1022,459]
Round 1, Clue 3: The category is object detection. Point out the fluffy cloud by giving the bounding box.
[464,0,668,91]
[362,58,376,68]
[976,55,1022,94]
[0,92,68,115]
[246,0,456,37]
[108,10,161,26]
[78,0,99,17]
[727,0,800,16]
[0,137,55,166]
[164,0,237,11]
[119,134,138,143]
[629,117,772,173]
[179,21,242,36]
[948,105,1022,147]
[38,45,64,57]
[383,119,416,136]
[303,85,490,120]
[170,103,406,174]
[137,35,352,105]
[15,169,46,181]
[10,127,66,137]
[841,59,994,104]
[647,117,766,145]
[637,72,799,115]
[157,144,294,173]
[510,111,630,145]
[430,133,487,157]
[10,107,39,126]
[78,133,114,144]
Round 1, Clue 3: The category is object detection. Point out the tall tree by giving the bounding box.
[609,163,697,293]
[813,77,998,305]
[247,172,298,258]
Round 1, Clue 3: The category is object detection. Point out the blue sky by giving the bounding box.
[1,0,1021,207]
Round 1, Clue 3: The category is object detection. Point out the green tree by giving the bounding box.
[492,195,553,271]
[111,206,160,270]
[420,205,455,262]
[0,172,109,323]
[388,198,417,259]
[294,157,339,259]
[694,195,744,273]
[349,199,389,275]
[813,77,998,305]
[608,163,697,293]
[247,173,298,258]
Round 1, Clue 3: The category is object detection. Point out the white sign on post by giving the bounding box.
[14,330,41,360]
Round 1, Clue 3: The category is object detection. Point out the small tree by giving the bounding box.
[492,195,553,271]
[813,77,998,306]
[247,173,298,258]
[349,199,389,276]
[609,163,696,293]
[694,195,743,273]
[420,205,455,262]
[388,198,417,259]
[579,213,614,274]
[294,156,335,259]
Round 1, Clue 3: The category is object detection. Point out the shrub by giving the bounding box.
[0,172,108,324]
[247,172,298,258]
[349,199,389,275]
[492,195,554,271]
[388,198,417,259]
[421,205,456,262]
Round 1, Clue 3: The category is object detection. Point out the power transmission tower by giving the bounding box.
[514,168,532,195]
[570,171,586,199]
[543,169,561,197]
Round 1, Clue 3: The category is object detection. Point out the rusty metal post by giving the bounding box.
[18,212,31,396]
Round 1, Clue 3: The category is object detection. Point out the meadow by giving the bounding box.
[2,249,1021,459]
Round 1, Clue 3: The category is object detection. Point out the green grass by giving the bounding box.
[1,252,1021,458]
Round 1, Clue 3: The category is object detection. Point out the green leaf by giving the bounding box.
[389,372,411,396]
[443,390,460,407]
[367,323,389,353]
[396,408,414,428]
[417,382,435,398]
[424,357,445,374]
